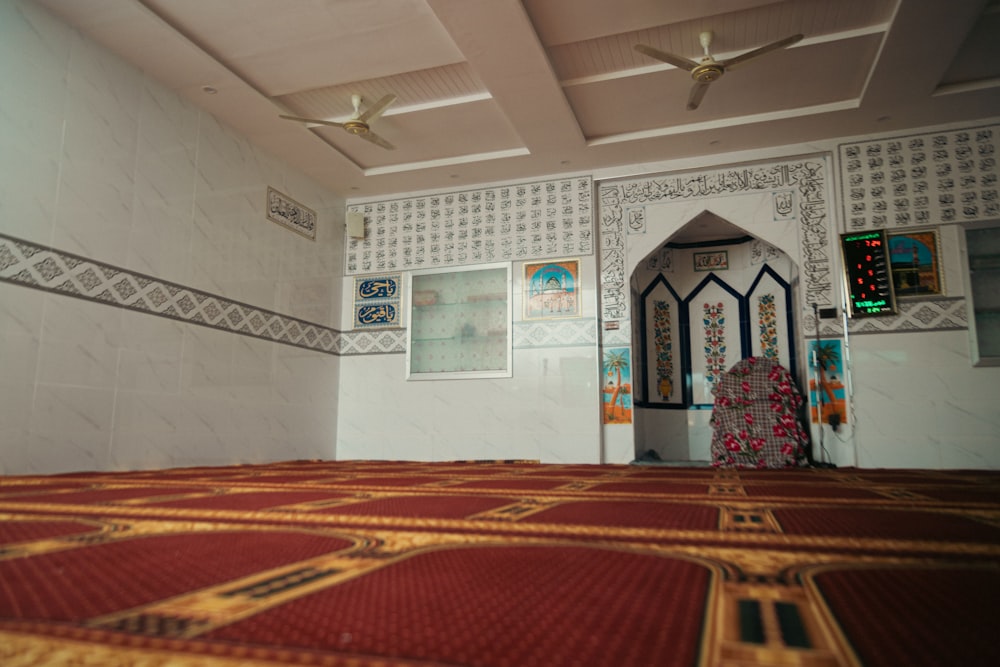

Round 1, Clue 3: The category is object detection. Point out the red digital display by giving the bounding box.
[840,231,896,317]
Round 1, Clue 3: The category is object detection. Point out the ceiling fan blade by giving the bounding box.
[720,33,803,70]
[687,81,711,111]
[634,44,699,71]
[279,114,344,128]
[358,130,395,150]
[358,94,397,123]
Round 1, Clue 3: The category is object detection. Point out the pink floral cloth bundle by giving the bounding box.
[709,357,809,468]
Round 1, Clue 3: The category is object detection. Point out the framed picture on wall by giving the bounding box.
[523,258,581,319]
[887,229,943,297]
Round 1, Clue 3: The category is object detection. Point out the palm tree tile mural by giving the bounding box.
[602,348,632,424]
[808,339,848,427]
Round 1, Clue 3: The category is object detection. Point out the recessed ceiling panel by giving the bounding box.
[144,0,465,96]
[541,0,897,82]
[565,36,881,140]
[275,63,486,120]
[309,98,523,170]
[524,0,788,46]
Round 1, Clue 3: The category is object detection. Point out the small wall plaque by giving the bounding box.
[354,274,401,329]
[693,251,728,272]
[266,187,317,240]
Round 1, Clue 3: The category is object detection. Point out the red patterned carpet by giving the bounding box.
[1,460,998,666]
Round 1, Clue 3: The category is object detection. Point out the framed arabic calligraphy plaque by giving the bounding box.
[406,262,512,380]
[354,274,401,328]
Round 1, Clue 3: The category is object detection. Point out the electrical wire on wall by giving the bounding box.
[808,296,864,469]
[838,299,859,468]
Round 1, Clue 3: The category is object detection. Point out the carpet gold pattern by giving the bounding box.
[1,460,998,666]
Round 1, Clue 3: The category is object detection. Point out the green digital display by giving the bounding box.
[840,230,896,317]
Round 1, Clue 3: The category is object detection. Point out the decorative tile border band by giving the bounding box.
[847,297,967,334]
[513,318,598,349]
[808,297,968,337]
[0,234,590,357]
[341,328,407,355]
[0,233,344,355]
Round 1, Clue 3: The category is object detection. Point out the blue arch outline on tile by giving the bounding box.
[636,265,796,409]
[638,274,686,408]
[747,263,797,379]
[684,273,746,407]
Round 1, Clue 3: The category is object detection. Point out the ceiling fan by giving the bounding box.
[635,31,803,111]
[280,93,397,149]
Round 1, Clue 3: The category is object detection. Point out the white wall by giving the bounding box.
[849,330,1000,468]
[336,348,601,463]
[0,0,344,474]
[1,1,996,474]
[842,220,1000,468]
[335,255,603,463]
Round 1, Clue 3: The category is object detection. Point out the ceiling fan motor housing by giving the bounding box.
[343,120,370,135]
[692,62,723,83]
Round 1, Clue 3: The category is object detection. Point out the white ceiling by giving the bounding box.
[36,0,1000,201]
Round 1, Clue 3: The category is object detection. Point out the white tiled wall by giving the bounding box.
[335,254,603,464]
[0,0,344,474]
[2,0,996,474]
[850,330,1000,469]
[335,346,602,464]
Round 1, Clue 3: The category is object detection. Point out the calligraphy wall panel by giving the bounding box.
[598,159,832,347]
[353,274,402,329]
[839,124,999,231]
[346,177,594,276]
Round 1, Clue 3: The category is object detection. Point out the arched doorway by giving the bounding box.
[631,211,800,462]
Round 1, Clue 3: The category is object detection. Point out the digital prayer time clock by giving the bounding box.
[840,230,897,317]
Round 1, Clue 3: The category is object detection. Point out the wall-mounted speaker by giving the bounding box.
[346,211,365,239]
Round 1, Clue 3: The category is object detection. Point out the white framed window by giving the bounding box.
[406,262,512,380]
[963,224,1000,366]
